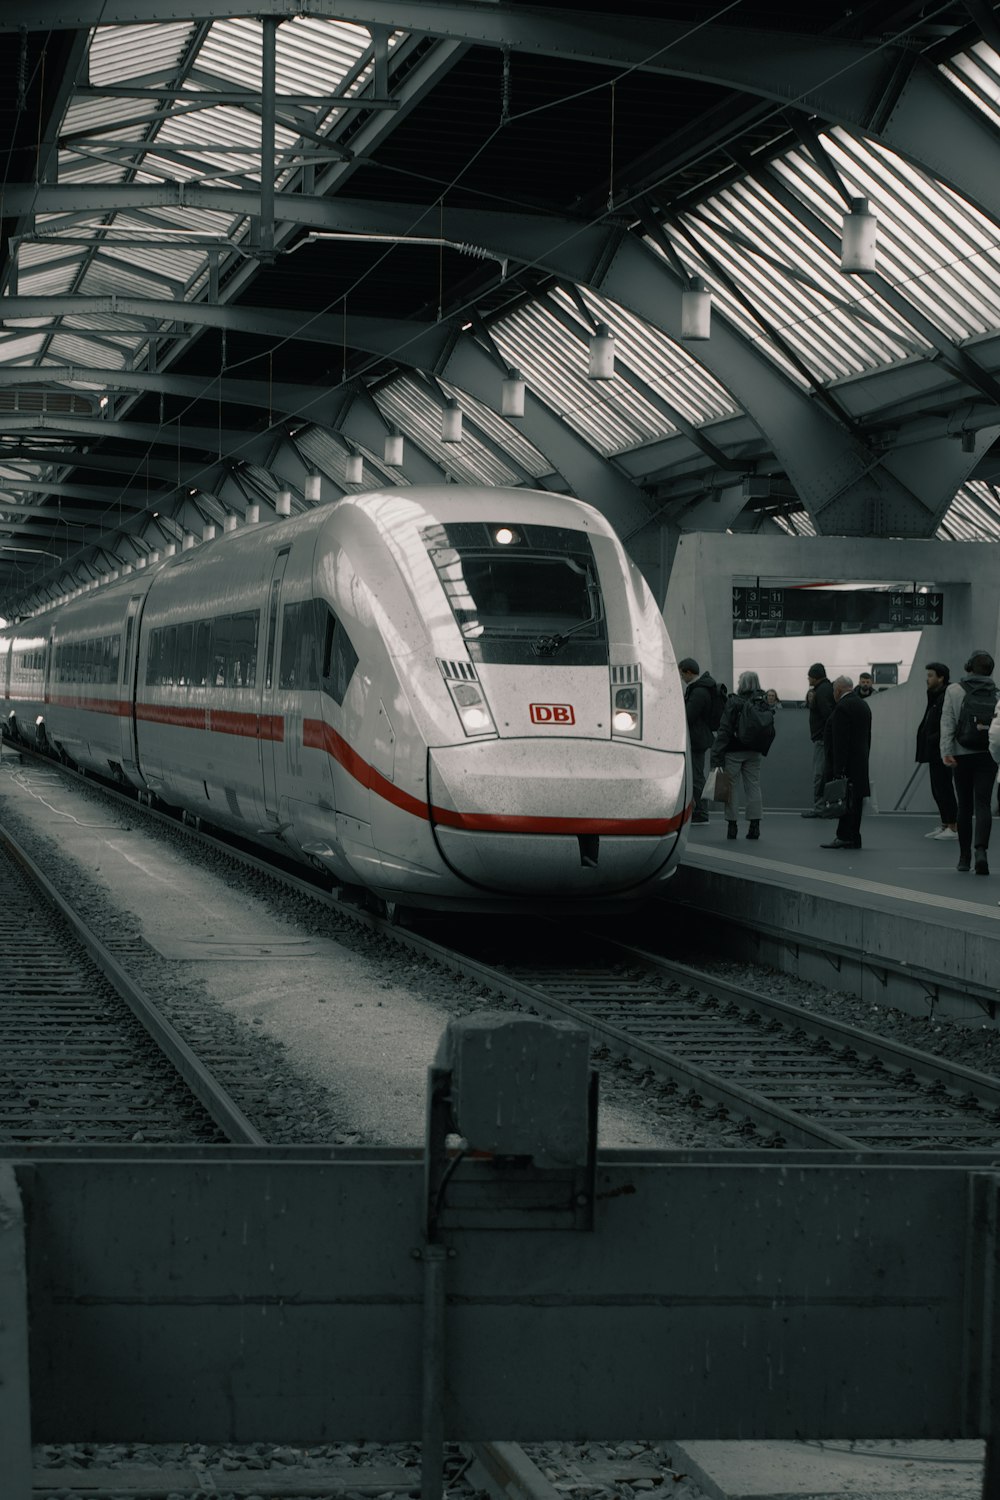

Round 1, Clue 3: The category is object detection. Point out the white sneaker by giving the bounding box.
[925,826,946,838]
[935,827,959,840]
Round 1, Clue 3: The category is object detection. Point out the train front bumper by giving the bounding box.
[427,738,688,895]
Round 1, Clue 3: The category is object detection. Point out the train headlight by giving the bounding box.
[611,684,642,737]
[446,678,497,737]
[494,526,520,545]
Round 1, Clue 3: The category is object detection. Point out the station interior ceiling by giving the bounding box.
[3,2,1000,618]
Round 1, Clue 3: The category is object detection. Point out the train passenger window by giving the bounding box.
[145,629,159,686]
[230,611,258,689]
[321,607,359,707]
[279,601,320,690]
[175,623,193,685]
[193,620,212,686]
[161,626,177,686]
[101,636,112,684]
[212,615,232,687]
[109,635,120,680]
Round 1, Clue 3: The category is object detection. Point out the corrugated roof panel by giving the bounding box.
[491,300,673,457]
[377,378,522,486]
[89,243,204,291]
[0,335,48,363]
[773,512,817,538]
[193,15,372,95]
[47,333,129,370]
[89,21,198,85]
[15,246,83,297]
[77,256,183,299]
[570,286,741,427]
[679,178,930,385]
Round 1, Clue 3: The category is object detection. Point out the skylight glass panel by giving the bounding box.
[678,177,930,386]
[48,334,129,371]
[940,481,1000,541]
[376,379,522,486]
[491,301,673,457]
[0,334,47,363]
[941,42,1000,126]
[569,286,740,427]
[437,379,552,480]
[776,130,1000,344]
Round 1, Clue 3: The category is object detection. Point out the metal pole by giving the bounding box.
[260,18,277,264]
[0,1166,32,1500]
[421,1243,448,1500]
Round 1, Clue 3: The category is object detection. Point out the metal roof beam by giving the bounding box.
[11,5,1000,221]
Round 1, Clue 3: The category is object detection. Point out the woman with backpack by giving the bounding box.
[940,649,998,875]
[709,669,776,841]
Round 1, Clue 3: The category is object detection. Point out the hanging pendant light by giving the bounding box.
[384,430,404,466]
[345,453,363,484]
[587,323,615,380]
[246,503,260,524]
[276,490,292,517]
[182,534,195,551]
[841,197,877,273]
[202,524,217,542]
[441,399,463,443]
[304,472,322,503]
[223,515,237,533]
[501,368,525,417]
[681,276,712,340]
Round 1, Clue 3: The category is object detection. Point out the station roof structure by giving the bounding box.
[3,1,1000,616]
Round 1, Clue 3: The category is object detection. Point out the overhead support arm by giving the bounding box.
[259,17,279,264]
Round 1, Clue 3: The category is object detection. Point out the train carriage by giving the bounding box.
[1,486,691,912]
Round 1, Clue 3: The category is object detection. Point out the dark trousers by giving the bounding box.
[836,791,864,847]
[953,752,995,852]
[811,738,826,806]
[927,755,957,825]
[691,747,707,815]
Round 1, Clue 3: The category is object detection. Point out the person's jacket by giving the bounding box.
[990,700,1000,772]
[807,676,836,742]
[824,689,872,797]
[940,674,998,759]
[684,670,717,754]
[711,688,765,766]
[914,683,947,764]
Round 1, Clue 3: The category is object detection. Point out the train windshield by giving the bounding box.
[423,522,609,665]
[436,550,603,645]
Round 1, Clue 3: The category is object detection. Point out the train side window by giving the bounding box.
[145,628,159,686]
[212,615,232,687]
[101,636,112,684]
[231,611,258,689]
[321,607,359,707]
[193,620,212,686]
[279,601,320,690]
[109,635,120,681]
[175,623,194,685]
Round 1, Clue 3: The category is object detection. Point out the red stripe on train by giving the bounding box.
[302,717,688,836]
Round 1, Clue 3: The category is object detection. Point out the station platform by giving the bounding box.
[669,812,1000,1024]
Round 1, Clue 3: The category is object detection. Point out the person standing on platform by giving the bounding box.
[940,649,999,876]
[857,671,876,698]
[710,669,775,842]
[679,658,719,824]
[916,662,957,840]
[820,675,872,851]
[801,663,836,817]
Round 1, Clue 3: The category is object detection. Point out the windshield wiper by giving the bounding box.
[531,614,598,658]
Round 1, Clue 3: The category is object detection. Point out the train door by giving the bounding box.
[119,594,144,773]
[259,548,289,822]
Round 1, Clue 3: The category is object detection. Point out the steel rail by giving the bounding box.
[6,741,1000,1150]
[0,824,265,1146]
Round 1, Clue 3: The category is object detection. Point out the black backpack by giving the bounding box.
[955,681,999,751]
[707,684,726,732]
[737,692,776,754]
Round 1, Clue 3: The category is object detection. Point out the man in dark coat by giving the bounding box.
[679,657,717,823]
[915,661,957,839]
[801,662,836,816]
[820,675,872,850]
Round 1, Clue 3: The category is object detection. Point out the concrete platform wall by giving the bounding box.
[664,534,1000,816]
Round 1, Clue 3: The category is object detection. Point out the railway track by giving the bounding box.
[5,739,1000,1152]
[0,821,263,1146]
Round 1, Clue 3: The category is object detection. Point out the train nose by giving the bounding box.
[427,739,686,895]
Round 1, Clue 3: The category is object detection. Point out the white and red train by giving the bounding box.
[0,486,690,911]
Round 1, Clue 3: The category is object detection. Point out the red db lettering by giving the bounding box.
[529,702,576,725]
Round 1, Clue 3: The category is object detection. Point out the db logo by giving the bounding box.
[530,702,575,724]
